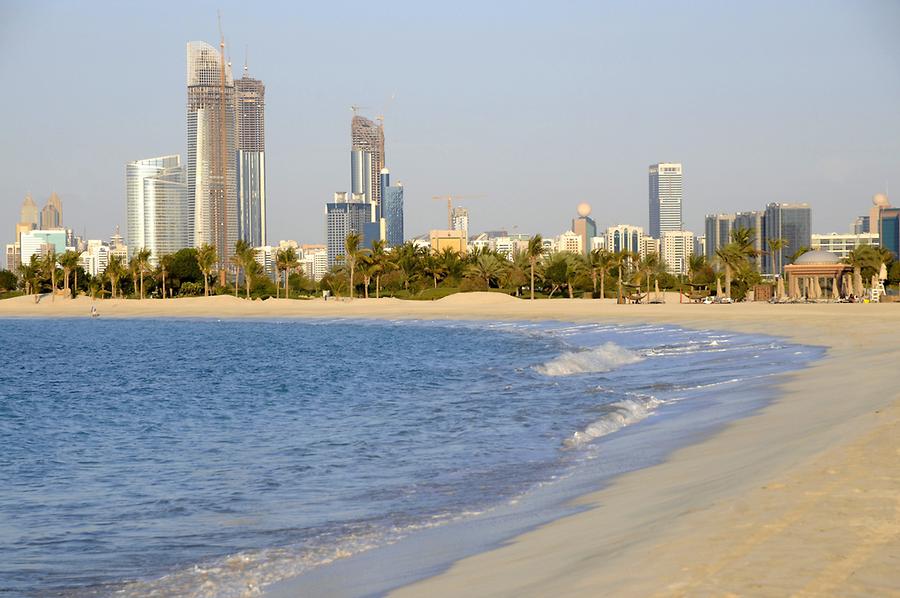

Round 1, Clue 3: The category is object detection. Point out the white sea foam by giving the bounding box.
[534,342,643,376]
[563,396,662,448]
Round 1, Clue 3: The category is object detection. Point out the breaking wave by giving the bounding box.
[534,342,643,376]
[563,396,662,448]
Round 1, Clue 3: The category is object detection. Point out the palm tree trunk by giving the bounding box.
[376,275,381,299]
[349,265,355,299]
[234,269,239,297]
[162,274,166,299]
[245,277,251,299]
[74,270,78,297]
[204,271,209,297]
[140,271,144,300]
[285,270,289,299]
[530,261,535,300]
[51,270,56,302]
[600,271,605,299]
[725,265,732,298]
[364,278,369,299]
[592,271,597,294]
[275,269,280,298]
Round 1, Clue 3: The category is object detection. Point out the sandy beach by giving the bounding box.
[3,293,899,596]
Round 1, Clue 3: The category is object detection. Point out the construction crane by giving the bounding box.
[432,195,483,229]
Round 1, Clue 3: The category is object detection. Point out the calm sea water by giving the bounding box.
[0,318,822,597]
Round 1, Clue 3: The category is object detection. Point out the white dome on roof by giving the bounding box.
[873,193,890,207]
[794,250,841,265]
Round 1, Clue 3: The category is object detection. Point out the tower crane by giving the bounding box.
[431,195,483,229]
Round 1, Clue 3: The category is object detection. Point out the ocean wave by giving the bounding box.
[534,343,643,376]
[563,396,662,448]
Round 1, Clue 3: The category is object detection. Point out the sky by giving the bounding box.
[1,0,899,247]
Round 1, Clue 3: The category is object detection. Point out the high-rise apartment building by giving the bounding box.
[661,231,695,275]
[325,192,372,268]
[572,204,596,257]
[649,163,683,238]
[704,213,735,264]
[451,207,469,238]
[41,192,63,230]
[235,70,266,247]
[20,229,66,263]
[764,202,811,275]
[187,40,237,266]
[351,115,385,208]
[126,155,190,262]
[381,169,404,247]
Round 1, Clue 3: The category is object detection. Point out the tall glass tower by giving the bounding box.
[235,68,266,247]
[351,115,384,207]
[187,40,237,265]
[381,169,404,247]
[649,163,683,238]
[126,155,190,262]
[764,202,812,275]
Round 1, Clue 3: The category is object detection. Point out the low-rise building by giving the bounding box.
[811,232,879,260]
[556,230,582,254]
[661,230,695,275]
[429,229,467,254]
[300,244,328,281]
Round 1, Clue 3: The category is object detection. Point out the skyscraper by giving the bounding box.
[40,192,62,230]
[235,68,266,247]
[19,194,39,229]
[381,169,404,248]
[704,213,735,264]
[572,203,596,257]
[187,40,237,266]
[351,115,385,208]
[733,210,766,271]
[764,202,812,274]
[649,163,683,238]
[126,155,190,261]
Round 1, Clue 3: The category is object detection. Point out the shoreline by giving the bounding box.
[3,293,899,595]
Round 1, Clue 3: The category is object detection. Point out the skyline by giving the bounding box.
[2,1,899,246]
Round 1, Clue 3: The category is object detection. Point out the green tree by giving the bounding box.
[423,252,447,289]
[156,254,175,298]
[196,243,218,297]
[17,256,43,301]
[275,246,300,298]
[0,269,17,292]
[766,237,788,275]
[105,254,125,299]
[715,244,746,299]
[232,240,259,299]
[58,250,82,296]
[370,240,394,298]
[465,252,507,289]
[526,234,544,300]
[40,250,59,301]
[133,248,151,299]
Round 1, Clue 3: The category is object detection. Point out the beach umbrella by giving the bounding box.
[716,277,723,298]
[812,277,821,300]
[880,263,888,281]
[832,276,839,300]
[776,276,785,301]
[654,279,660,302]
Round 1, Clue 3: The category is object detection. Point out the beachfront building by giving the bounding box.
[606,224,642,255]
[764,202,812,275]
[661,230,694,275]
[429,229,467,254]
[649,162,683,238]
[126,155,191,263]
[811,232,879,261]
[784,250,850,300]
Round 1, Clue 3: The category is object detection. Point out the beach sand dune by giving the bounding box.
[2,293,898,596]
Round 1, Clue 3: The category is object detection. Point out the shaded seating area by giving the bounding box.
[784,250,850,301]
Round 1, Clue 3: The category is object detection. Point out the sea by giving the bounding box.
[0,318,823,597]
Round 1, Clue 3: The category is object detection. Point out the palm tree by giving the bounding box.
[156,254,174,299]
[232,240,258,299]
[133,248,151,299]
[636,252,662,299]
[341,232,369,298]
[466,252,506,289]
[526,234,543,299]
[369,240,394,298]
[845,245,882,295]
[106,254,125,299]
[275,246,300,298]
[58,250,82,296]
[612,250,633,302]
[687,254,707,284]
[17,256,42,301]
[357,253,376,298]
[41,250,59,302]
[766,237,788,276]
[715,244,745,299]
[542,252,572,298]
[423,253,447,289]
[393,242,424,291]
[196,243,218,297]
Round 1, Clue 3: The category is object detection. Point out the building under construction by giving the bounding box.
[187,40,237,266]
[351,115,385,207]
[235,69,266,248]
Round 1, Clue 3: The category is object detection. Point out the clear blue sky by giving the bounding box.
[1,0,898,245]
